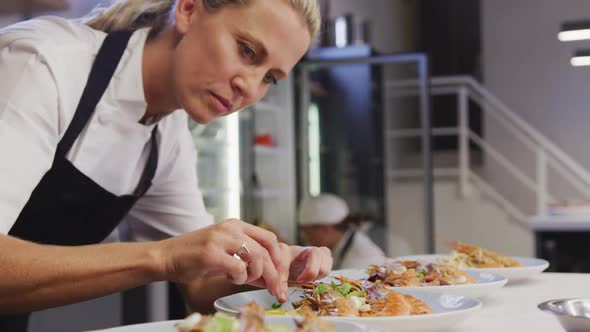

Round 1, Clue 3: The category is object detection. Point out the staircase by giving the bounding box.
[387,178,534,256]
[384,76,590,256]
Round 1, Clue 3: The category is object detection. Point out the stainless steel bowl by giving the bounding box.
[539,299,590,331]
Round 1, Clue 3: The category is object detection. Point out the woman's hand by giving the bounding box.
[247,244,333,302]
[157,219,284,299]
[287,245,332,282]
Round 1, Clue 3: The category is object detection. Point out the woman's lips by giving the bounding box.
[210,92,232,115]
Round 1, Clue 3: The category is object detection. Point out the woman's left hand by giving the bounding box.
[247,244,332,302]
[286,245,332,283]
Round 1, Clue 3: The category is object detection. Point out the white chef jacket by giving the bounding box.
[333,230,387,269]
[0,16,214,240]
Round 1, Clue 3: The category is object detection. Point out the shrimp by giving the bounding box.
[403,294,432,315]
[321,296,359,317]
[365,291,411,317]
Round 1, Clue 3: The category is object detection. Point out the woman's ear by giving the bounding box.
[173,0,203,34]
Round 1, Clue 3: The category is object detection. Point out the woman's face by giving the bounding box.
[173,0,311,124]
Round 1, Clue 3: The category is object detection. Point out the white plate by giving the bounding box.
[85,316,369,332]
[214,288,482,332]
[326,268,507,298]
[395,254,550,282]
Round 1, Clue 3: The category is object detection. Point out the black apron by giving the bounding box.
[1,31,159,332]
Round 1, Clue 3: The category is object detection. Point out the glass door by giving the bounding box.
[297,51,434,255]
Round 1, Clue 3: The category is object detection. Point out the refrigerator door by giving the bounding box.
[191,114,241,222]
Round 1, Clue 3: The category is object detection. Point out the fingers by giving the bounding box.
[209,250,248,285]
[170,219,286,298]
[277,243,291,302]
[237,238,281,298]
[291,246,334,283]
[234,220,282,269]
[318,246,333,279]
[216,220,282,298]
[235,238,276,289]
[296,247,320,282]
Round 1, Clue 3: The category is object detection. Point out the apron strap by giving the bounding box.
[133,125,159,196]
[56,31,134,157]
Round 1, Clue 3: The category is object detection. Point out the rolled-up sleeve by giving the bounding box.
[124,120,214,242]
[0,40,59,234]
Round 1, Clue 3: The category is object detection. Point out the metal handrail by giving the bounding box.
[386,75,590,218]
[432,76,590,190]
[467,131,539,194]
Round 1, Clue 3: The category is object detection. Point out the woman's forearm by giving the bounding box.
[0,234,164,314]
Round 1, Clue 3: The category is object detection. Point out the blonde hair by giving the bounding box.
[85,0,320,38]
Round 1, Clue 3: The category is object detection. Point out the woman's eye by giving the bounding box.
[240,43,256,59]
[264,73,278,85]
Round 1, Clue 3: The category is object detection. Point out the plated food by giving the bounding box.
[177,302,336,332]
[396,241,550,282]
[367,260,476,287]
[285,277,432,317]
[441,241,523,268]
[214,284,482,332]
[325,266,505,299]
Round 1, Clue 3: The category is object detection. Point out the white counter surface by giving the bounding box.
[529,215,590,231]
[453,272,589,331]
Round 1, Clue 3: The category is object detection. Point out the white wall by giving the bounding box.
[48,0,98,18]
[387,179,534,257]
[481,0,590,209]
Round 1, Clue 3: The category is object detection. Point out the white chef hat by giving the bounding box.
[298,193,350,226]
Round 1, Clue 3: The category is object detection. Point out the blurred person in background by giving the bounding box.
[298,193,386,269]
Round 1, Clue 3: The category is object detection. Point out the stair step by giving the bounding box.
[391,149,484,169]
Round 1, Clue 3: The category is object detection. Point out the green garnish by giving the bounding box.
[271,301,283,309]
[416,270,426,281]
[314,284,329,294]
[335,282,352,296]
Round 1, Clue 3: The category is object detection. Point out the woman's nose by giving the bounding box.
[231,72,266,104]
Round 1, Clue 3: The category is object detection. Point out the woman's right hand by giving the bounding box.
[156,219,284,298]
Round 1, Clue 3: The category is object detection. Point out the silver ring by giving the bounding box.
[237,241,250,256]
[233,241,249,261]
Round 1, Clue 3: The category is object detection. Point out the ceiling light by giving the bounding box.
[570,50,590,66]
[559,20,590,42]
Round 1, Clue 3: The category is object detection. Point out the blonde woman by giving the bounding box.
[0,0,329,329]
